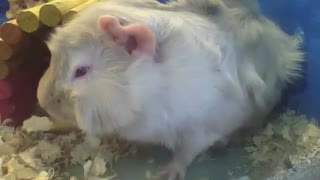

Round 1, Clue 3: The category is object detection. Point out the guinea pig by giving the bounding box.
[37,0,303,179]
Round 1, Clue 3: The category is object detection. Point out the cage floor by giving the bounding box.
[65,145,249,180]
[64,144,320,180]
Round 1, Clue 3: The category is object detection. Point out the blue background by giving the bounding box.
[0,1,9,24]
[0,0,319,121]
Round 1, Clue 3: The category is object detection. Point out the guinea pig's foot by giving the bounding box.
[154,161,186,180]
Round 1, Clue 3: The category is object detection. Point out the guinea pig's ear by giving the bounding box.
[98,15,156,59]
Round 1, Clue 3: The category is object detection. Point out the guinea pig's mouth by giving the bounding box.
[33,103,79,130]
[33,103,50,117]
[50,114,79,130]
[41,107,78,129]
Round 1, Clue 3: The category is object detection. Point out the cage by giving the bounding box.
[0,0,319,180]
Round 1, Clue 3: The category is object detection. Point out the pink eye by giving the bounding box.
[74,66,90,79]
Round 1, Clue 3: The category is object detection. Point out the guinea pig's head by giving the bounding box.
[37,14,157,136]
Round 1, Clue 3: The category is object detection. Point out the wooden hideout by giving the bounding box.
[16,0,100,33]
[0,19,24,45]
[0,0,101,78]
[0,38,13,61]
[0,0,101,129]
[62,0,99,24]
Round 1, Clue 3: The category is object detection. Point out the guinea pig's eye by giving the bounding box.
[74,66,91,79]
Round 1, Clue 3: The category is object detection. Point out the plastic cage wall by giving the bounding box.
[160,0,320,122]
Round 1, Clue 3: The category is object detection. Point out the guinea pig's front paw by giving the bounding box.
[154,161,186,180]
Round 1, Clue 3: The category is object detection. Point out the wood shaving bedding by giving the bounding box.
[0,110,319,180]
[0,116,137,179]
[244,110,320,180]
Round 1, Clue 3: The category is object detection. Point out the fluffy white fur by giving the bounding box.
[37,0,303,179]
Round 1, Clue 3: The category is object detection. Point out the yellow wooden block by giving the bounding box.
[62,0,99,24]
[17,5,42,33]
[39,0,89,27]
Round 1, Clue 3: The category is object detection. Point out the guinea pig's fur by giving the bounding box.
[37,0,303,178]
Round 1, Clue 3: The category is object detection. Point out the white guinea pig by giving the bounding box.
[37,0,303,179]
